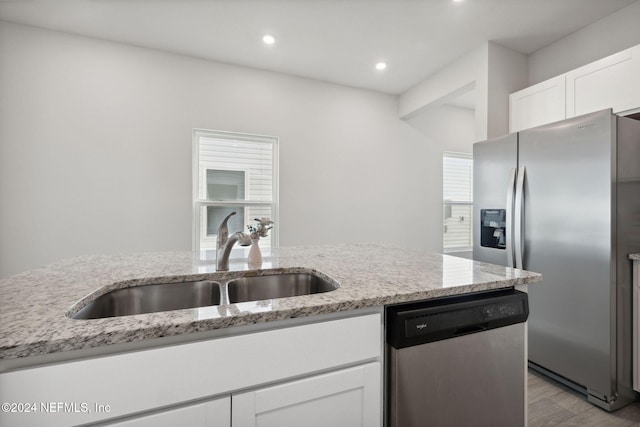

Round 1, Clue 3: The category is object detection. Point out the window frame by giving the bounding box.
[199,166,250,249]
[192,129,279,257]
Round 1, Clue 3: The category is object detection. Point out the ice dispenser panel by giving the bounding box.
[480,209,506,249]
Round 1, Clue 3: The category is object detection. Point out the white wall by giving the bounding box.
[486,43,528,138]
[398,47,483,120]
[406,105,475,261]
[529,0,640,85]
[0,21,442,278]
[399,44,491,142]
[406,105,475,154]
[399,42,527,142]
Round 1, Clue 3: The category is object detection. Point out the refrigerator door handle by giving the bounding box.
[514,166,526,269]
[506,168,517,268]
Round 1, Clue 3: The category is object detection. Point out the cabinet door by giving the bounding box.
[509,75,565,132]
[566,45,640,118]
[103,397,230,427]
[232,363,381,427]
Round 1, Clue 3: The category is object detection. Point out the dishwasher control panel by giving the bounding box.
[386,289,528,349]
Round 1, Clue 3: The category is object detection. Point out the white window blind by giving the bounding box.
[193,130,278,258]
[443,152,473,252]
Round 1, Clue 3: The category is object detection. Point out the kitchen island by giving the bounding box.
[0,243,542,426]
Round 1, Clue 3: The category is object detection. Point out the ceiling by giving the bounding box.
[0,0,636,94]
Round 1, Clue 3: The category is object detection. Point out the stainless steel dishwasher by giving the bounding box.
[386,289,529,427]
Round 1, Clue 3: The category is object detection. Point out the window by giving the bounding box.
[193,129,278,259]
[443,152,473,253]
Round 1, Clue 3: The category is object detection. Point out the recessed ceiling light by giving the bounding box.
[453,0,464,2]
[375,62,387,71]
[262,35,276,45]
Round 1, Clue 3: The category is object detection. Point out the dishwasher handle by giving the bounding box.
[455,323,489,336]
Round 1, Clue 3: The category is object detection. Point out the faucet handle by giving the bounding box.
[236,232,252,246]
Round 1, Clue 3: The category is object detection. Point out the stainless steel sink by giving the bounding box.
[70,271,338,320]
[227,273,337,303]
[72,281,222,319]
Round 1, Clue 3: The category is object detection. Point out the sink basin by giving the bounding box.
[70,271,338,320]
[228,273,337,303]
[72,281,222,319]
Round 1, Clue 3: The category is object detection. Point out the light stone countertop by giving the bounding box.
[0,243,542,361]
[630,253,640,260]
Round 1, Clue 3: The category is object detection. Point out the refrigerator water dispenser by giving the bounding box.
[480,209,506,249]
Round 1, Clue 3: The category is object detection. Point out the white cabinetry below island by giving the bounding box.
[232,363,380,427]
[0,311,382,427]
[102,398,231,427]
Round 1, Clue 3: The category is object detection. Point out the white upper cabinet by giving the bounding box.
[566,45,640,118]
[510,43,640,132]
[509,75,566,132]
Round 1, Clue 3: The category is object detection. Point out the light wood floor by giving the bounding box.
[528,369,640,426]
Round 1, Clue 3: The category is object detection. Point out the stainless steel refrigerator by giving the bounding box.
[473,109,640,411]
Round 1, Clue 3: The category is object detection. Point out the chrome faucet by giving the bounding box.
[216,212,251,271]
